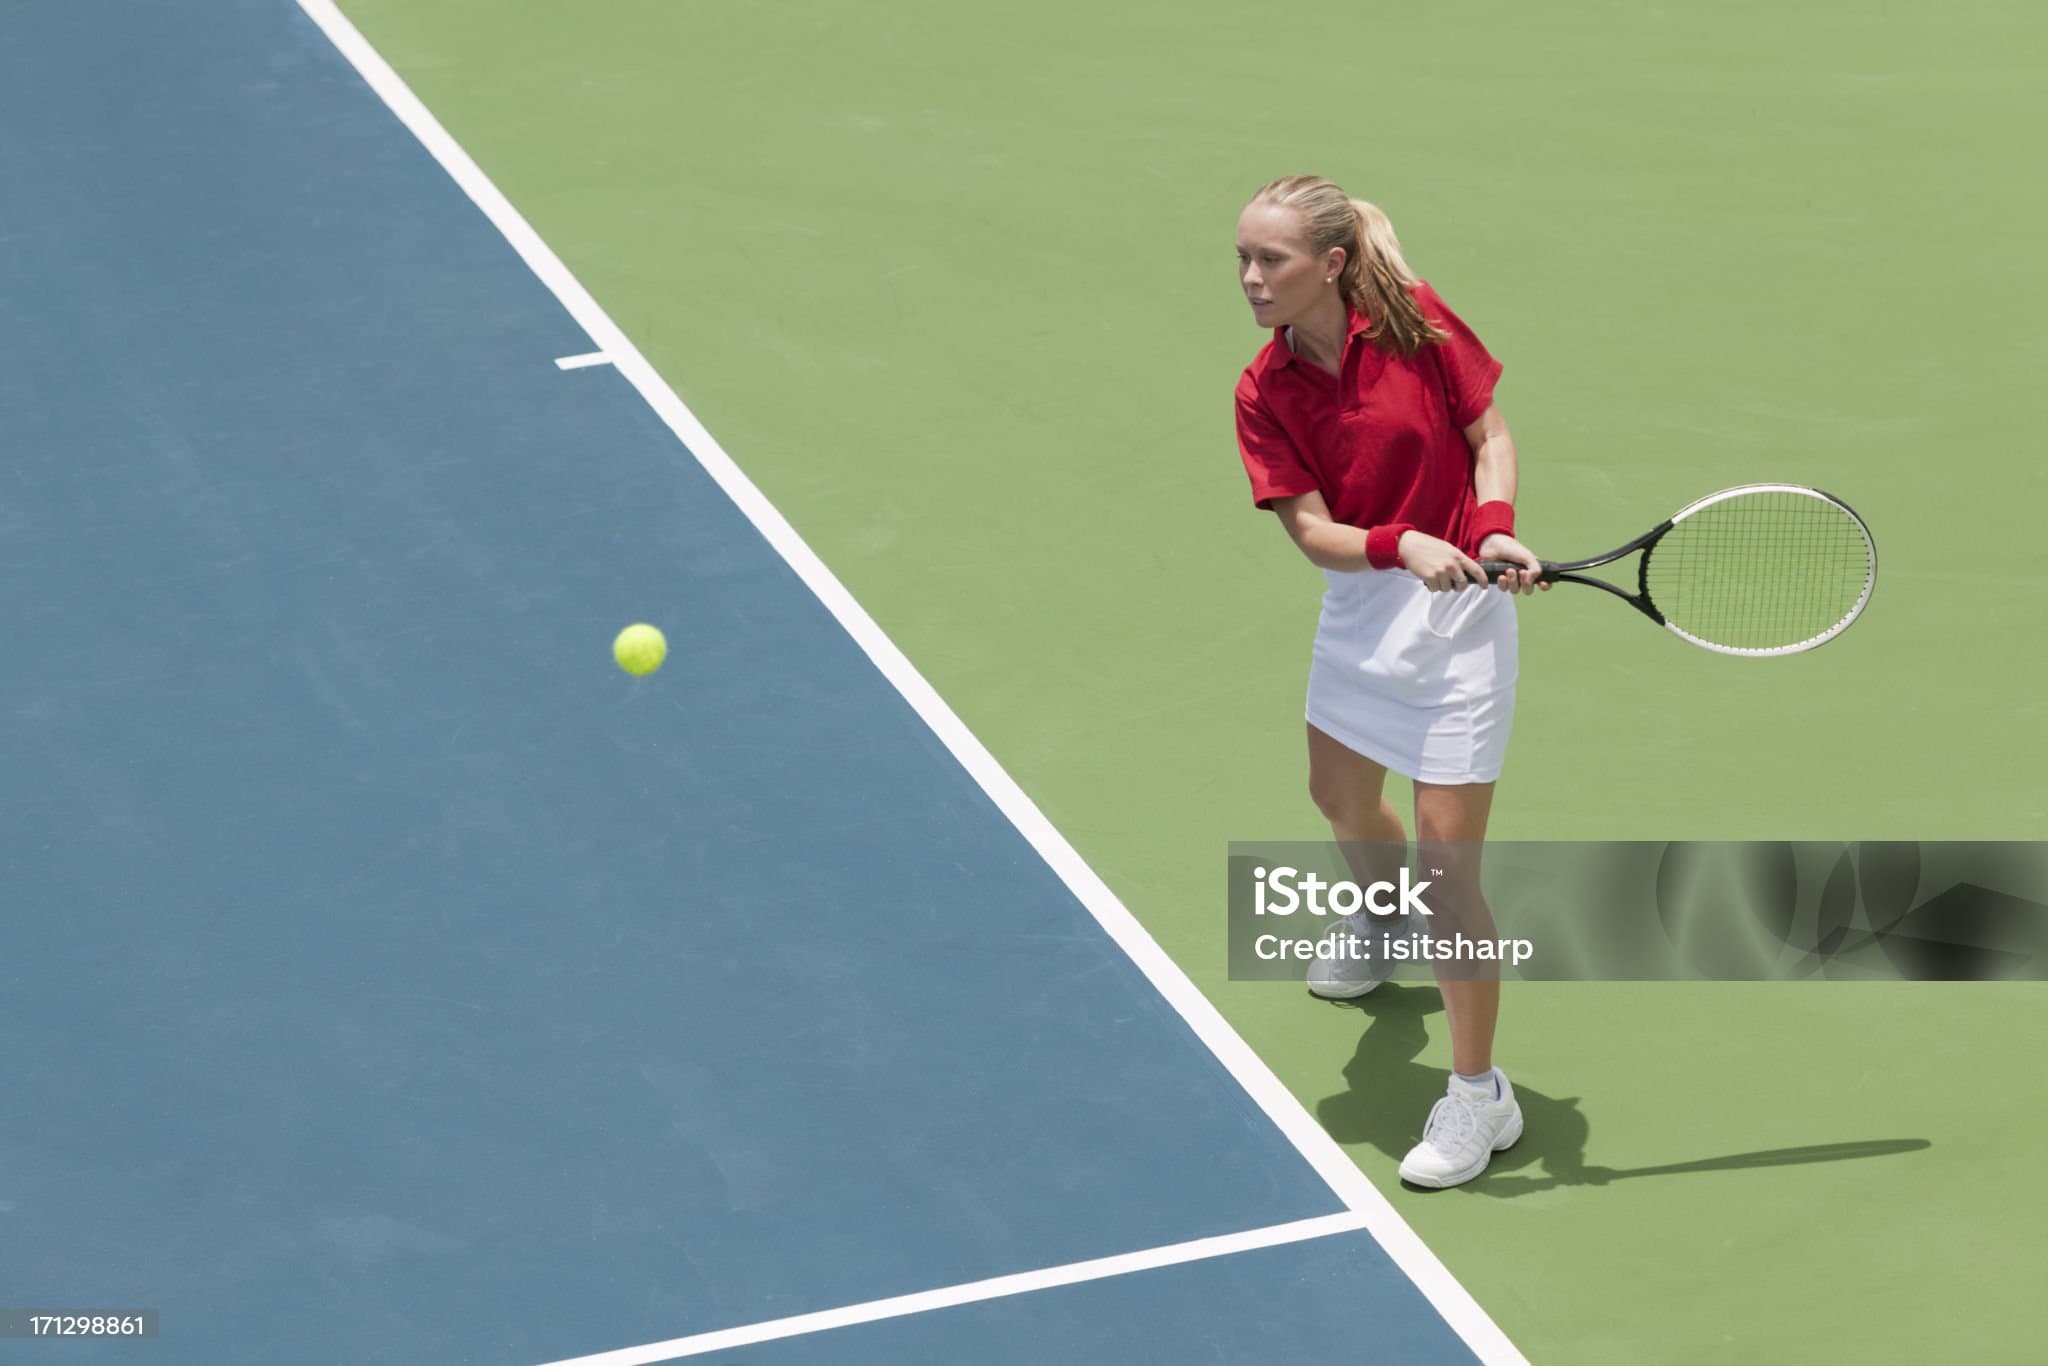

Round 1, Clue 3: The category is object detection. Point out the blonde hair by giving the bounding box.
[1248,175,1448,358]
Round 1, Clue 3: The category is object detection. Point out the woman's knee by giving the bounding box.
[1306,728,1390,829]
[1413,780,1496,846]
[1308,766,1392,833]
[1306,768,1357,825]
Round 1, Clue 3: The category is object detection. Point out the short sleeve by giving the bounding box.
[1235,373,1319,509]
[1414,281,1503,429]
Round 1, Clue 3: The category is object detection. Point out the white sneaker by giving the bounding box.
[1397,1070,1524,1188]
[1306,913,1397,999]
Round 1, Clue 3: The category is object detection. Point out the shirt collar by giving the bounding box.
[1251,306,1373,379]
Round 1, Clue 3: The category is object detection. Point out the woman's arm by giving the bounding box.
[1271,490,1486,590]
[1269,489,1375,571]
[1463,404,1545,594]
[1466,404,1517,508]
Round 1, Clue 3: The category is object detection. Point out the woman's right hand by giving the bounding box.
[1396,531,1487,592]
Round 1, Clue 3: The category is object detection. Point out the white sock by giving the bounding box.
[1454,1067,1500,1099]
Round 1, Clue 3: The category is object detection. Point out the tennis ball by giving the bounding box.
[613,623,667,676]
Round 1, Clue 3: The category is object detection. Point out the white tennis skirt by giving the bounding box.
[1305,567,1519,785]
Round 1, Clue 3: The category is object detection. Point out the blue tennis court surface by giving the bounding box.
[0,3,1504,1361]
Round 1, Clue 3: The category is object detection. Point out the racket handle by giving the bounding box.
[1478,560,1556,584]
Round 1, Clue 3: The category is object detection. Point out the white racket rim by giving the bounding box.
[1659,483,1878,657]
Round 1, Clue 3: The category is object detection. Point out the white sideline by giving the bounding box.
[293,4,1528,1363]
[528,1213,1372,1365]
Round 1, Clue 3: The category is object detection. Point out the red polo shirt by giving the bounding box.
[1234,281,1502,556]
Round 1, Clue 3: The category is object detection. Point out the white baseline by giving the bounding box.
[293,4,1526,1364]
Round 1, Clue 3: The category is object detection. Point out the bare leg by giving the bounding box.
[1413,779,1500,1078]
[1306,723,1406,881]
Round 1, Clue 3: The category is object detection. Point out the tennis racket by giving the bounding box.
[1480,484,1876,656]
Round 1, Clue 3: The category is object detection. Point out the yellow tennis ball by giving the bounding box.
[613,623,667,676]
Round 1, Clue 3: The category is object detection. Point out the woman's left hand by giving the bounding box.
[1477,534,1549,594]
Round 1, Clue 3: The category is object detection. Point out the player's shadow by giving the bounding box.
[1312,984,1929,1195]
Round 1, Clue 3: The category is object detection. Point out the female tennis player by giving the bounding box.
[1234,174,1543,1188]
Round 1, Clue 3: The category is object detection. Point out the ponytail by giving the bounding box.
[1340,198,1448,358]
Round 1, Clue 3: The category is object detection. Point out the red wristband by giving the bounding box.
[1468,500,1516,551]
[1364,523,1413,570]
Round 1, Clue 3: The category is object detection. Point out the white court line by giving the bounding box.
[530,1212,1371,1365]
[555,350,612,370]
[293,4,1526,1364]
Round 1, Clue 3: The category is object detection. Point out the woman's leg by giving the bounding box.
[1412,779,1499,1077]
[1304,724,1411,996]
[1396,777,1522,1187]
[1306,722,1405,853]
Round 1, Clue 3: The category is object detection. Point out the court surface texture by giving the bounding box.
[0,2,1525,1361]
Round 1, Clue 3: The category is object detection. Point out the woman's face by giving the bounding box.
[1236,203,1336,329]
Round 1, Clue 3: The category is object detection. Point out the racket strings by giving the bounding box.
[1643,490,1873,651]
